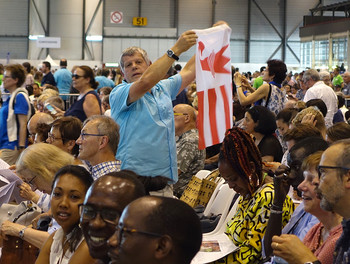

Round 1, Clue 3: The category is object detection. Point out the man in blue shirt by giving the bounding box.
[110,30,197,195]
[95,68,115,90]
[54,59,72,100]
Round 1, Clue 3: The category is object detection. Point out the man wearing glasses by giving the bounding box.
[107,196,202,264]
[80,172,145,264]
[110,30,198,196]
[76,115,121,180]
[316,139,350,264]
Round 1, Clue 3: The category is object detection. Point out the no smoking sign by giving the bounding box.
[110,11,123,24]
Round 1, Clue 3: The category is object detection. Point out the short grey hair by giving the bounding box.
[83,115,120,155]
[303,69,320,82]
[119,46,151,72]
[319,71,330,81]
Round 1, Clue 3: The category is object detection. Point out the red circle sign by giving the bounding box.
[111,11,123,24]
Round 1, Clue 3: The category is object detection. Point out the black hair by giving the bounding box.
[247,105,277,135]
[337,94,345,109]
[52,165,93,252]
[143,197,202,264]
[306,99,327,117]
[266,59,287,84]
[42,61,51,70]
[289,137,328,161]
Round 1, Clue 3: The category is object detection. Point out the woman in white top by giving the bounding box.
[35,165,94,264]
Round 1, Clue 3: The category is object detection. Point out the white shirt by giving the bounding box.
[303,81,338,128]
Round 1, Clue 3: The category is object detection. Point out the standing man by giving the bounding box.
[54,59,72,99]
[316,139,350,263]
[95,68,115,90]
[303,69,338,128]
[110,30,197,195]
[173,104,205,197]
[40,61,56,87]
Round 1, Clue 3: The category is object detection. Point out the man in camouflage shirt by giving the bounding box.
[173,104,205,197]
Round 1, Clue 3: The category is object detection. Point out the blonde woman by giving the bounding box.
[0,143,75,256]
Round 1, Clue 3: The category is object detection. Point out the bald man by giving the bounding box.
[27,112,53,143]
[80,171,146,264]
[173,104,205,197]
[108,196,202,264]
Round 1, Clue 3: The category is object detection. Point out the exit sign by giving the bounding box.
[133,17,147,26]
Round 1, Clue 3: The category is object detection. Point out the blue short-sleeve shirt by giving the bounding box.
[110,74,182,182]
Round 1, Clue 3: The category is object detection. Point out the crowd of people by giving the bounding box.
[0,21,350,264]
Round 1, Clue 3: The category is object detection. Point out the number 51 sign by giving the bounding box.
[133,17,147,26]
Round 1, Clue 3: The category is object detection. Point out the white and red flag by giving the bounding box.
[195,24,233,150]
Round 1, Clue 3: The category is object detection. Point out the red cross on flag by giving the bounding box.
[195,24,233,150]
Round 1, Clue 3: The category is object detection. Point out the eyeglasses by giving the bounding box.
[173,112,188,116]
[317,165,350,178]
[115,223,163,243]
[72,74,84,79]
[24,175,37,191]
[79,204,120,225]
[79,132,104,141]
[3,75,13,79]
[47,132,62,141]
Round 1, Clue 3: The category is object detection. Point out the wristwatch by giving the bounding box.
[304,261,321,264]
[19,227,27,239]
[167,49,179,61]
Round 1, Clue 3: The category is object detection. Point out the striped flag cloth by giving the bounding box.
[195,24,233,150]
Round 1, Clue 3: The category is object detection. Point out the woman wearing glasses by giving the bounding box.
[0,64,31,165]
[46,116,82,164]
[36,165,94,264]
[55,66,101,122]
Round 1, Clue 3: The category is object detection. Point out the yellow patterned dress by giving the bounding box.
[213,183,294,264]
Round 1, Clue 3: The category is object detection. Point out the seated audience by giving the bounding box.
[173,104,205,197]
[0,143,74,250]
[243,105,283,162]
[213,127,293,264]
[35,165,94,264]
[271,152,342,264]
[316,139,350,263]
[292,106,326,139]
[108,196,202,264]
[80,171,146,264]
[101,95,111,116]
[325,122,350,143]
[46,116,82,159]
[35,123,51,143]
[263,137,329,263]
[76,115,121,179]
[27,112,54,143]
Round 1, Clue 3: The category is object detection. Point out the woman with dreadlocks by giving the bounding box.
[214,127,294,264]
